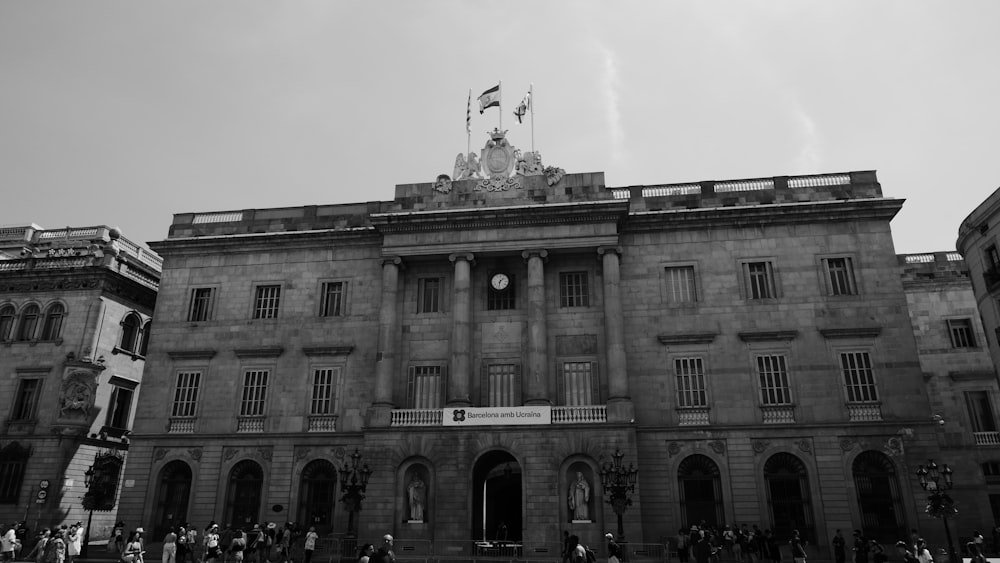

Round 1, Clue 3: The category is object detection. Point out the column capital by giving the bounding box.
[597,246,623,258]
[380,256,403,267]
[448,252,475,265]
[521,249,549,262]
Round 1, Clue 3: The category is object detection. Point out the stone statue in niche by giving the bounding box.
[568,471,591,521]
[407,473,426,522]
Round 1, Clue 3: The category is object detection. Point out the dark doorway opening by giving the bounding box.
[473,451,522,542]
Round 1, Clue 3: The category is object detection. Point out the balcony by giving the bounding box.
[389,406,608,427]
[760,405,796,424]
[677,407,710,426]
[236,416,265,433]
[307,415,338,432]
[974,431,1000,446]
[846,402,883,422]
[168,418,195,434]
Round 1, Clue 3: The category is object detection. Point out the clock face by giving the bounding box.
[490,273,510,291]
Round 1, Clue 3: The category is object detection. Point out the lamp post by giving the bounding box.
[338,448,372,539]
[81,465,96,558]
[916,460,959,563]
[599,449,638,541]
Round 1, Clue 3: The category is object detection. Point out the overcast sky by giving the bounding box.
[2,1,998,254]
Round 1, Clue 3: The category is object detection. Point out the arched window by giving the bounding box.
[16,304,39,341]
[297,460,338,532]
[0,305,14,341]
[139,321,152,356]
[119,313,141,353]
[852,451,905,542]
[677,454,723,528]
[764,452,814,542]
[41,303,65,340]
[226,460,263,528]
[153,461,192,538]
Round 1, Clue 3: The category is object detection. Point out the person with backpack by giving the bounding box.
[228,530,246,563]
[244,526,262,563]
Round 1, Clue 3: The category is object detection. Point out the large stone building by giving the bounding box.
[117,137,960,553]
[0,224,160,539]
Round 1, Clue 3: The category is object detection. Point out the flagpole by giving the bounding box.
[530,83,535,153]
[498,80,502,130]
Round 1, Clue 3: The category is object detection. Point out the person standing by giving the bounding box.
[790,530,807,563]
[205,524,222,563]
[375,535,395,563]
[357,544,374,563]
[2,524,19,563]
[245,525,261,563]
[852,531,868,563]
[832,530,846,563]
[302,528,317,563]
[163,528,178,563]
[124,531,144,563]
[64,525,79,563]
[229,530,246,563]
[42,530,65,563]
[762,530,780,563]
[606,533,622,563]
[26,528,50,563]
[676,528,690,563]
[914,539,933,563]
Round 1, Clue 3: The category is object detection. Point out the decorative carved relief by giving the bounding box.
[840,438,856,452]
[795,439,812,454]
[188,448,202,461]
[708,440,726,455]
[667,442,682,456]
[475,177,521,192]
[883,436,904,457]
[154,448,167,461]
[296,448,311,461]
[752,440,770,454]
[223,447,238,461]
[258,446,273,461]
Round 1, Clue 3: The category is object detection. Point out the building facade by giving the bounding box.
[118,141,961,552]
[0,224,160,538]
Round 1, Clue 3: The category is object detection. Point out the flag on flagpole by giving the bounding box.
[478,84,500,114]
[513,91,531,123]
[466,90,472,134]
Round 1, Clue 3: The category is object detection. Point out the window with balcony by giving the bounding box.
[484,363,520,406]
[559,272,590,308]
[171,371,201,418]
[822,257,858,296]
[240,370,269,417]
[741,261,776,300]
[40,304,65,340]
[0,305,14,342]
[948,318,977,348]
[840,351,882,421]
[561,361,596,405]
[16,304,39,341]
[665,266,698,304]
[417,278,442,314]
[320,282,345,317]
[188,288,216,322]
[757,354,794,423]
[407,365,444,408]
[252,285,281,319]
[9,379,41,422]
[967,391,999,446]
[105,381,136,431]
[676,357,707,407]
[308,367,342,432]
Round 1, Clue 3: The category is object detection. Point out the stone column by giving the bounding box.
[522,249,551,405]
[369,256,402,427]
[598,246,634,422]
[448,253,474,406]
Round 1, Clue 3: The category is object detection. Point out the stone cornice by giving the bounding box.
[738,330,799,342]
[657,332,719,345]
[302,346,354,357]
[150,227,380,257]
[948,370,997,382]
[624,198,904,233]
[167,350,217,360]
[371,200,630,234]
[234,347,285,359]
[819,327,882,339]
[0,268,157,310]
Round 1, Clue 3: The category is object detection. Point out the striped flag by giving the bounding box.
[466,91,471,134]
[478,84,500,114]
[513,91,531,123]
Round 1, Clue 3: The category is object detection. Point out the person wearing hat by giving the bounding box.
[605,533,622,563]
[204,524,222,563]
[375,535,395,563]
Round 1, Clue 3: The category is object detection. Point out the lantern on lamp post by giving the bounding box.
[916,460,959,563]
[600,449,638,542]
[338,449,372,539]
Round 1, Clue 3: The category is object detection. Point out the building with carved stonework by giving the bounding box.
[0,225,160,539]
[116,144,970,555]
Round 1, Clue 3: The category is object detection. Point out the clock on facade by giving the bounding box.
[490,273,510,291]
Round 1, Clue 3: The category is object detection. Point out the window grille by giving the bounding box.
[189,288,215,322]
[559,272,590,308]
[665,266,697,303]
[840,352,878,402]
[676,357,707,407]
[757,355,792,405]
[253,285,281,319]
[320,282,345,317]
[240,370,269,416]
[417,278,442,313]
[171,371,201,417]
[310,367,342,415]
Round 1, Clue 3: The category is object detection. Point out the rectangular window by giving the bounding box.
[106,386,135,429]
[743,261,775,299]
[487,278,516,311]
[10,379,41,421]
[417,278,442,313]
[562,361,595,405]
[310,367,342,415]
[665,266,697,303]
[486,364,519,407]
[0,459,25,504]
[987,245,1000,270]
[966,391,998,432]
[253,285,281,319]
[407,366,443,408]
[840,352,879,402]
[824,257,857,296]
[240,369,269,416]
[757,355,792,405]
[948,318,977,348]
[320,282,345,317]
[188,288,216,322]
[559,272,590,308]
[675,357,707,407]
[171,371,201,417]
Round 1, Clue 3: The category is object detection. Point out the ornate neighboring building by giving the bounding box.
[0,225,159,537]
[118,133,963,553]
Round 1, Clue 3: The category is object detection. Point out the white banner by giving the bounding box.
[442,406,552,426]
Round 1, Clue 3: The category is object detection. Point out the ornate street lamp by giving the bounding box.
[338,448,372,538]
[600,449,638,541]
[916,460,959,563]
[81,465,96,558]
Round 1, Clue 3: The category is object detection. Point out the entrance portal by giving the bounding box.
[473,451,522,542]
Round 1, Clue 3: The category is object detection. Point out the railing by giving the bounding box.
[974,431,1000,446]
[715,179,774,193]
[38,227,100,239]
[677,407,710,426]
[904,254,935,264]
[787,173,851,188]
[760,405,795,424]
[193,212,244,224]
[552,405,606,424]
[641,184,701,197]
[168,418,195,434]
[846,402,883,422]
[308,415,338,432]
[391,409,443,427]
[236,416,265,432]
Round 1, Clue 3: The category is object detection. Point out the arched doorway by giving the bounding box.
[853,451,905,542]
[226,460,264,528]
[153,461,192,538]
[473,451,521,542]
[298,460,338,533]
[764,453,814,541]
[678,454,723,527]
